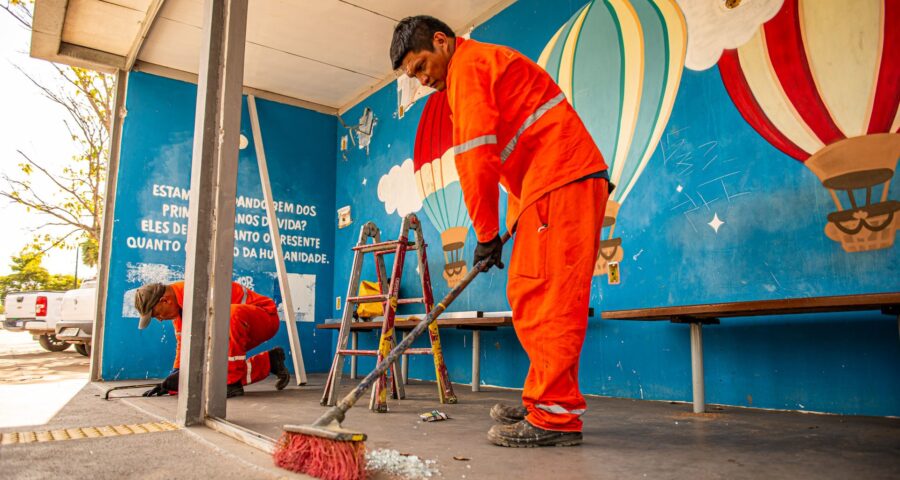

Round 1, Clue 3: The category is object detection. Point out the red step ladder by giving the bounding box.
[321,214,456,411]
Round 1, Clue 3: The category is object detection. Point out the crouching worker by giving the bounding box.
[134,281,291,398]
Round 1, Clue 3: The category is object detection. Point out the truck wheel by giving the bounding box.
[38,334,72,352]
[74,343,91,357]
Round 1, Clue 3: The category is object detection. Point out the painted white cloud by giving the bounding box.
[678,0,784,71]
[377,158,422,218]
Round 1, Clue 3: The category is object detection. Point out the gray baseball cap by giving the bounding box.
[134,283,166,329]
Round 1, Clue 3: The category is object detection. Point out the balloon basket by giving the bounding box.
[824,201,900,252]
[594,237,623,276]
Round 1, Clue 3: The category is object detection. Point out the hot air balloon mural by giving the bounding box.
[413,91,472,287]
[718,0,900,253]
[539,0,687,277]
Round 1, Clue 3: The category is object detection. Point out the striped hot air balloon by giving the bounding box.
[539,0,687,276]
[719,0,900,252]
[413,91,472,287]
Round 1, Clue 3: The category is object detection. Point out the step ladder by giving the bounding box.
[321,213,457,412]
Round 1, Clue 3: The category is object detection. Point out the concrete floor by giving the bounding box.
[119,374,900,480]
[0,330,303,480]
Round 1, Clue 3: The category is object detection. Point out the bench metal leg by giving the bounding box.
[401,331,409,385]
[472,330,481,392]
[690,322,705,413]
[350,331,358,380]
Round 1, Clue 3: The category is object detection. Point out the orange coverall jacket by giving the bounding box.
[446,37,610,432]
[446,37,608,242]
[169,282,279,385]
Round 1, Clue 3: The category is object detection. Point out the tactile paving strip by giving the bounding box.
[0,421,179,445]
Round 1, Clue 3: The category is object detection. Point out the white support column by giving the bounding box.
[89,70,128,382]
[690,322,705,414]
[247,95,307,385]
[472,330,481,392]
[177,0,248,426]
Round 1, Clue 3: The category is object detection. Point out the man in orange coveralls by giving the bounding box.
[134,281,290,398]
[391,16,611,447]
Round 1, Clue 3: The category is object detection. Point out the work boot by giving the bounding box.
[226,381,244,398]
[487,420,582,448]
[269,347,290,390]
[490,403,528,424]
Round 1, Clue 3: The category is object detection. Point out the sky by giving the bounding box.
[0,11,96,278]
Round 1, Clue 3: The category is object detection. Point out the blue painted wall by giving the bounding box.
[102,72,336,380]
[332,0,900,415]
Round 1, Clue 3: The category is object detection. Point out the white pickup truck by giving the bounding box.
[56,279,97,357]
[2,290,69,352]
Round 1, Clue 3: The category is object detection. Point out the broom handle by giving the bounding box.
[315,232,512,427]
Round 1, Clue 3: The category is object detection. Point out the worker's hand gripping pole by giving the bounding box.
[313,232,512,430]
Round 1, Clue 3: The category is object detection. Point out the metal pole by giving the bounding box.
[73,245,79,288]
[690,322,705,414]
[472,330,481,392]
[350,331,357,380]
[247,95,307,385]
[401,331,409,385]
[89,69,128,382]
[177,0,247,426]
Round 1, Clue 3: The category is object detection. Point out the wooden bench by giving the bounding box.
[601,293,900,413]
[317,315,513,392]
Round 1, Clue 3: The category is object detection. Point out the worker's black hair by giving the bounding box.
[390,15,456,70]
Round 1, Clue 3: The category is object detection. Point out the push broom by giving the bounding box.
[274,233,511,480]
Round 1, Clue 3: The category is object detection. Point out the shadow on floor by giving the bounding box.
[115,374,900,480]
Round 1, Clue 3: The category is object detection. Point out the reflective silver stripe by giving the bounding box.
[246,360,252,384]
[500,92,566,162]
[239,285,248,304]
[228,355,246,361]
[452,135,497,156]
[535,403,585,416]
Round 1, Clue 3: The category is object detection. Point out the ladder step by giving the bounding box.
[353,240,418,253]
[348,294,388,304]
[338,348,432,356]
[346,295,424,305]
[338,348,431,357]
[397,298,425,305]
[338,349,379,356]
[405,348,434,355]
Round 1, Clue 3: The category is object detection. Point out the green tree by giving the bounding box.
[1,0,112,267]
[0,243,78,307]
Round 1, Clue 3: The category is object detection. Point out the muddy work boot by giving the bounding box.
[226,381,244,398]
[269,347,291,390]
[487,420,582,448]
[490,403,528,424]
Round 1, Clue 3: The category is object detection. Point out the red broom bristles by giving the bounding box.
[273,431,367,480]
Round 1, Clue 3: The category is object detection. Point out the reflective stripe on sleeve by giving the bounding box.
[452,135,497,156]
[535,403,586,416]
[228,355,247,362]
[500,92,566,162]
[239,285,248,304]
[246,360,252,384]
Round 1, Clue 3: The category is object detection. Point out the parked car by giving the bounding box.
[56,279,97,357]
[2,290,69,351]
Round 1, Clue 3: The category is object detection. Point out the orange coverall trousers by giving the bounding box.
[507,176,608,432]
[226,304,280,386]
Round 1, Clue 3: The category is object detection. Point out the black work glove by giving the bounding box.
[143,370,179,396]
[473,235,504,271]
[142,384,167,397]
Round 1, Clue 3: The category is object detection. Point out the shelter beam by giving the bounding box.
[177,0,248,426]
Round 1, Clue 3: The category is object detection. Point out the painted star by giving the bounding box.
[708,213,724,233]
